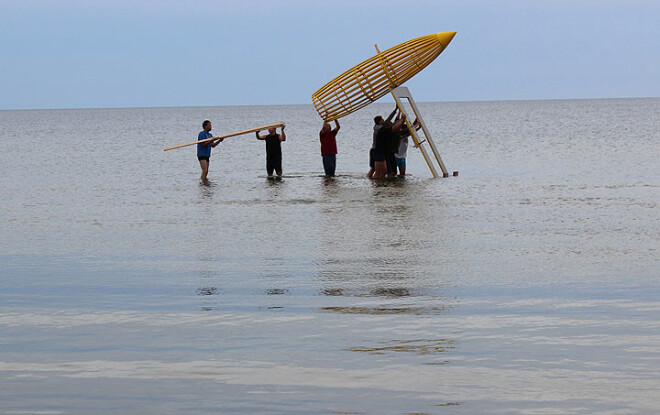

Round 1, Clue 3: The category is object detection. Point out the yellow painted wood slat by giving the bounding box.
[311,32,456,121]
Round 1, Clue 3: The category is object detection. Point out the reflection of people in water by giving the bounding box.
[255,125,286,178]
[371,287,410,298]
[197,120,224,182]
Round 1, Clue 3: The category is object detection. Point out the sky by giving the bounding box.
[1,0,659,110]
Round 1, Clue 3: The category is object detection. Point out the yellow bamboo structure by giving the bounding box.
[311,32,456,121]
[163,122,284,151]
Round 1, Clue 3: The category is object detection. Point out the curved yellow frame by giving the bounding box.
[312,32,456,121]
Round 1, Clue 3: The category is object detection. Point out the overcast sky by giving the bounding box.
[1,0,659,110]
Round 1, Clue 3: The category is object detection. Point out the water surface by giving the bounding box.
[1,99,659,414]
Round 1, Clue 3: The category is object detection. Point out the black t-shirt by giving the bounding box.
[265,134,282,159]
[375,127,399,154]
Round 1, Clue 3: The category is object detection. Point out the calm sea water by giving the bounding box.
[1,99,658,414]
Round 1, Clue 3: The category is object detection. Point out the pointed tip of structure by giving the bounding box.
[435,31,457,47]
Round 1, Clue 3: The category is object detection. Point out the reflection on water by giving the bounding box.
[371,287,410,297]
[196,287,219,296]
[349,338,456,355]
[198,179,217,198]
[321,287,413,298]
[322,305,452,315]
[314,174,455,321]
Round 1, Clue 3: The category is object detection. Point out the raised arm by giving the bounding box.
[255,130,266,140]
[332,120,340,132]
[392,113,407,132]
[386,107,398,122]
[279,125,286,141]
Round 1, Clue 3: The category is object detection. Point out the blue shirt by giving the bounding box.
[197,131,213,158]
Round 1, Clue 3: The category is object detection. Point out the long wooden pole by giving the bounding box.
[163,122,285,151]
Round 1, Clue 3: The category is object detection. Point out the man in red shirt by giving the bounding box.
[319,120,340,177]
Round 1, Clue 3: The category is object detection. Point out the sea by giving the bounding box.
[1,98,658,414]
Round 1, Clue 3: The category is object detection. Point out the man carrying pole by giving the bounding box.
[197,120,224,182]
[255,125,286,178]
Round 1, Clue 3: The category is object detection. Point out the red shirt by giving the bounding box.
[319,130,338,155]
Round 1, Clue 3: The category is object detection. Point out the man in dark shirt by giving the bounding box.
[255,125,286,178]
[368,107,398,177]
[373,114,406,178]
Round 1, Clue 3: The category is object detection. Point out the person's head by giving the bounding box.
[268,127,277,134]
[321,122,331,133]
[202,120,212,132]
[374,115,383,125]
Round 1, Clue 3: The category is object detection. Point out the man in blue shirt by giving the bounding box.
[197,120,223,182]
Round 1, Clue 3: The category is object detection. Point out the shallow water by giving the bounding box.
[1,98,659,414]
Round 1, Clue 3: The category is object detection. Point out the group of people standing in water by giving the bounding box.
[196,107,420,181]
[367,107,420,179]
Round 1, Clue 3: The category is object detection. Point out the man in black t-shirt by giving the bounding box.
[256,125,286,178]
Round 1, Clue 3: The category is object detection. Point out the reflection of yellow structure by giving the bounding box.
[312,32,456,121]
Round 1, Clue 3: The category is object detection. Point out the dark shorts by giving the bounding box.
[372,151,386,162]
[386,153,397,173]
[369,148,375,168]
[267,157,282,175]
[198,156,209,162]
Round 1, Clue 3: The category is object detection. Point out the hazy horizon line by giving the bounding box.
[2,95,658,112]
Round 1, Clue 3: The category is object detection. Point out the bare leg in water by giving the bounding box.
[199,159,210,182]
